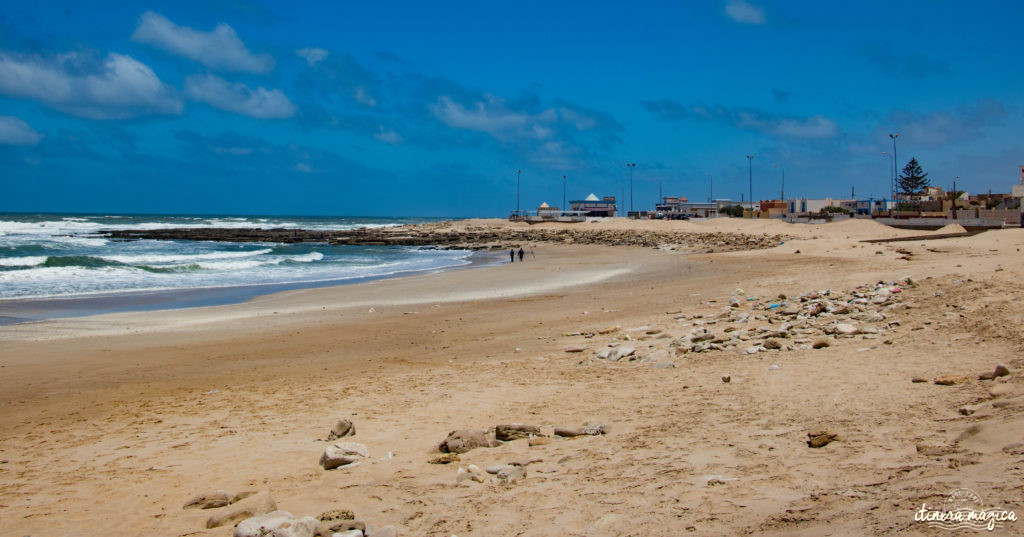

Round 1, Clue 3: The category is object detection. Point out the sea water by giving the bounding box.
[0,213,472,300]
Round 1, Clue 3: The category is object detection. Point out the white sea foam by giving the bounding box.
[101,248,274,264]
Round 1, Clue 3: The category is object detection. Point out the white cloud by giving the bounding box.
[724,0,766,25]
[354,86,377,107]
[184,74,296,119]
[374,126,403,145]
[432,95,558,142]
[0,51,182,119]
[132,11,274,74]
[296,47,328,66]
[0,116,43,145]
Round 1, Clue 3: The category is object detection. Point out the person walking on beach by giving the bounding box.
[510,248,515,263]
[518,247,525,262]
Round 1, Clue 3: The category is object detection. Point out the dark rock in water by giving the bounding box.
[438,429,496,454]
[495,424,540,441]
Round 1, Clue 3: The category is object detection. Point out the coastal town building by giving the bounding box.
[570,194,618,217]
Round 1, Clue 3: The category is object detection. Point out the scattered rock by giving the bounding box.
[496,465,526,484]
[554,423,609,437]
[959,404,981,416]
[327,418,355,440]
[653,361,676,369]
[763,339,781,350]
[606,346,636,361]
[911,377,928,383]
[528,436,551,447]
[994,364,1011,378]
[722,375,731,383]
[835,323,859,336]
[812,339,830,349]
[183,490,232,510]
[234,511,319,537]
[564,346,587,353]
[207,492,277,529]
[315,519,365,537]
[934,375,970,386]
[320,442,370,470]
[990,384,1013,398]
[807,430,838,448]
[438,430,497,454]
[494,424,540,442]
[427,453,459,464]
[767,364,780,371]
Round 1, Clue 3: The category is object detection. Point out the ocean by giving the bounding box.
[0,213,474,320]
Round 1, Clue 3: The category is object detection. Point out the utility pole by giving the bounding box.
[626,163,636,213]
[889,133,899,218]
[706,173,713,203]
[775,164,784,200]
[515,169,521,216]
[746,155,754,214]
[562,175,566,214]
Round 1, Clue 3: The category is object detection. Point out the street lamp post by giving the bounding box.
[706,173,713,203]
[626,163,636,213]
[562,175,566,215]
[889,133,899,218]
[882,151,890,214]
[515,169,521,216]
[746,155,754,214]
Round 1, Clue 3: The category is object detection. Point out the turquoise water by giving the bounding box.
[0,213,470,299]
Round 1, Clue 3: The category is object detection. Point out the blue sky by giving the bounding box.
[0,1,1021,216]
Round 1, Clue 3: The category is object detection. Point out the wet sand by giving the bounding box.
[1,218,1022,536]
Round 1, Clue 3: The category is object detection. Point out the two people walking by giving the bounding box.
[509,247,525,263]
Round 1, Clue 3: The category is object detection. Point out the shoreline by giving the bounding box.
[0,248,496,326]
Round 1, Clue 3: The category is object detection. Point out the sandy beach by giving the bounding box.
[1,217,1022,536]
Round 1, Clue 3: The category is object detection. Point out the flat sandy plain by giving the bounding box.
[1,217,1022,536]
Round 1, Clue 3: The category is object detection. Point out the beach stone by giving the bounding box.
[911,376,928,383]
[653,361,676,369]
[595,348,613,360]
[994,364,1011,377]
[207,492,276,529]
[486,464,511,474]
[745,346,760,354]
[768,364,780,371]
[366,526,397,537]
[607,346,636,361]
[438,429,496,454]
[564,346,587,353]
[183,489,232,509]
[934,375,970,386]
[812,339,830,349]
[990,384,1013,398]
[496,465,526,484]
[231,491,258,504]
[233,511,299,537]
[315,520,365,537]
[528,435,551,446]
[722,375,731,383]
[327,418,355,440]
[428,453,459,464]
[807,430,838,448]
[467,464,486,482]
[320,442,370,470]
[763,339,781,350]
[835,323,858,336]
[581,422,609,435]
[332,531,363,537]
[494,424,540,441]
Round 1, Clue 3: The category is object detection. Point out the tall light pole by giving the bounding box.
[706,173,713,203]
[775,163,785,200]
[562,174,566,213]
[882,151,890,214]
[889,133,899,218]
[626,162,636,213]
[515,169,521,215]
[746,155,754,213]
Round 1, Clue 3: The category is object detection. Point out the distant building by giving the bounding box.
[537,202,560,218]
[655,196,719,218]
[570,193,617,217]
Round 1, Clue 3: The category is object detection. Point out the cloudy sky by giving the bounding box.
[1,1,1021,216]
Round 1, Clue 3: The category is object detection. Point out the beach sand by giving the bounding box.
[1,218,1022,536]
